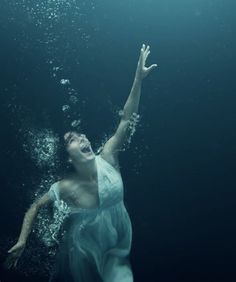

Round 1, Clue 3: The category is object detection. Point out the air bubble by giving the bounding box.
[53,66,60,71]
[60,79,70,85]
[71,120,81,128]
[62,105,70,112]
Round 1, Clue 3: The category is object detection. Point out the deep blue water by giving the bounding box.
[0,0,236,281]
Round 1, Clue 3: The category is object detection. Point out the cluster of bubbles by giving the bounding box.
[122,111,141,152]
[60,80,81,130]
[10,0,98,56]
[16,0,96,27]
[22,128,60,169]
[127,113,140,138]
[21,128,69,252]
[21,0,76,23]
[97,111,141,154]
[49,61,82,130]
[49,200,72,242]
[34,197,72,251]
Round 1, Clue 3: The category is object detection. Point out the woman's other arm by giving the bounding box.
[17,192,52,243]
[3,192,53,269]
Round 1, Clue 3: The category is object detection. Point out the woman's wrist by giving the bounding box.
[134,74,143,84]
[18,238,26,245]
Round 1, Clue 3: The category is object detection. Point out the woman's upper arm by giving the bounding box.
[102,118,130,156]
[35,181,61,209]
[33,192,53,209]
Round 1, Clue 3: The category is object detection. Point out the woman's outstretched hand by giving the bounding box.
[135,44,158,80]
[3,240,26,269]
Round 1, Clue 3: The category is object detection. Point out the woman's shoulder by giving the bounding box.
[49,176,78,202]
[58,175,81,195]
[99,152,121,174]
[58,178,73,192]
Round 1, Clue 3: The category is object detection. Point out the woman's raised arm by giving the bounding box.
[101,44,158,158]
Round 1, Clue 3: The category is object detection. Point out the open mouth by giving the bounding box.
[81,144,91,154]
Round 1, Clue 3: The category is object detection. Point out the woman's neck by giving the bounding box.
[74,158,97,182]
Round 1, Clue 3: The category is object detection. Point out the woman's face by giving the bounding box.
[64,131,95,163]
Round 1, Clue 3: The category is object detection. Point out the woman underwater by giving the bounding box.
[4,44,157,281]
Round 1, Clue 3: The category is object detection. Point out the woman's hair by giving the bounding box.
[61,158,76,180]
[57,132,78,179]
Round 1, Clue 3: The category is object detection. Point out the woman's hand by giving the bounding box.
[3,240,26,269]
[135,44,158,81]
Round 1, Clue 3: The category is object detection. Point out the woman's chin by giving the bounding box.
[84,150,95,158]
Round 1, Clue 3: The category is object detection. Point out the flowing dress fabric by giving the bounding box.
[48,154,133,282]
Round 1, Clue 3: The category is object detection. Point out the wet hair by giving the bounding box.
[64,130,80,138]
[63,130,85,148]
[60,148,77,179]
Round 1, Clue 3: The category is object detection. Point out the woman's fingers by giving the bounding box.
[7,243,19,253]
[3,244,23,270]
[140,44,150,66]
[139,44,144,56]
[3,258,9,269]
[8,246,16,253]
[147,64,158,73]
[136,44,157,79]
[144,50,150,62]
[8,242,24,253]
[139,44,145,66]
[14,258,19,267]
[143,45,150,57]
[4,255,18,269]
[144,45,150,54]
[3,255,14,269]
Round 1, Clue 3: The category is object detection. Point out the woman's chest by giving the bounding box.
[62,181,100,209]
[98,166,124,207]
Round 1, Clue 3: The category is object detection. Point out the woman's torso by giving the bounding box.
[56,154,123,211]
[59,177,100,210]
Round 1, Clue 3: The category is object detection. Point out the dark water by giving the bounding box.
[0,0,236,281]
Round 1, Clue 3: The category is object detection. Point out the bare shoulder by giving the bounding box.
[58,178,73,188]
[57,178,74,195]
[99,151,121,173]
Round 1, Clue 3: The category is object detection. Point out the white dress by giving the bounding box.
[48,154,133,282]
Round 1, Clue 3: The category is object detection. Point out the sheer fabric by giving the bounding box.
[48,154,133,282]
